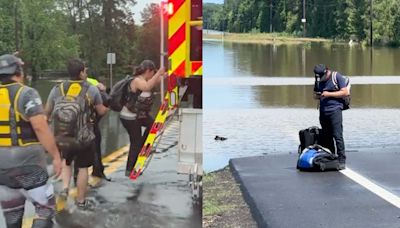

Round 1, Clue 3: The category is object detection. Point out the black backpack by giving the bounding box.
[332,71,351,110]
[109,76,135,112]
[298,126,321,153]
[51,82,95,151]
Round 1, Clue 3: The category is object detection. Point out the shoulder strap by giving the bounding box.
[331,71,339,90]
[59,82,65,96]
[78,82,90,98]
[13,84,26,122]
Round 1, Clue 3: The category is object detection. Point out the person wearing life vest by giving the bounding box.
[0,54,62,228]
[119,60,164,177]
[45,59,108,210]
[313,64,349,170]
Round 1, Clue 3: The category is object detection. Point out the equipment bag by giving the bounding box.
[297,145,340,171]
[332,71,351,110]
[298,126,321,153]
[109,76,135,112]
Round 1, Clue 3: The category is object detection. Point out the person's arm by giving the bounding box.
[90,86,109,116]
[321,74,349,98]
[96,82,106,92]
[95,104,108,116]
[321,87,349,98]
[29,114,62,177]
[44,87,57,118]
[133,67,165,92]
[44,104,51,119]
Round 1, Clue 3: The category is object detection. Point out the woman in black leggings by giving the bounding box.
[120,60,164,176]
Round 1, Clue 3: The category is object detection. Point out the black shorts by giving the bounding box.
[61,142,95,168]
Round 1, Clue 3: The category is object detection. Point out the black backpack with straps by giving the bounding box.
[109,75,137,112]
[332,71,351,110]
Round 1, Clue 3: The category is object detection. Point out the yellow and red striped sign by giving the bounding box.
[167,0,188,108]
[168,0,187,78]
[191,61,202,75]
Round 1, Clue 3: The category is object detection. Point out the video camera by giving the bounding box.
[313,64,326,93]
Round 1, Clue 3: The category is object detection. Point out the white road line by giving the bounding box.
[340,168,400,208]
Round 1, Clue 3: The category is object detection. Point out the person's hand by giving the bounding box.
[97,82,106,92]
[156,67,165,76]
[52,157,62,178]
[321,91,330,97]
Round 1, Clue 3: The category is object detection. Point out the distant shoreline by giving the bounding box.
[203,32,336,45]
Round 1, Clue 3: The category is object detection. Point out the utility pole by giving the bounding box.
[370,0,373,46]
[14,0,20,50]
[302,0,306,37]
[269,0,273,33]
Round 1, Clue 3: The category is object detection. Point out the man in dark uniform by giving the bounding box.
[313,64,349,170]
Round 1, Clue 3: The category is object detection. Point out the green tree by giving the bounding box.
[136,3,161,66]
[0,0,22,53]
[21,0,79,79]
[346,0,367,41]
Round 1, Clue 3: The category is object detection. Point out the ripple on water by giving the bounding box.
[204,108,400,171]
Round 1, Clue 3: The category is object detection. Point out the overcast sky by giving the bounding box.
[132,0,160,24]
[203,0,224,4]
[133,0,224,24]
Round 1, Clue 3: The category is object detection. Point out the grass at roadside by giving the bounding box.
[203,166,257,228]
[204,32,334,44]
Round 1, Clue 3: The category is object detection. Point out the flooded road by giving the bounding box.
[0,118,201,228]
[204,40,400,171]
[0,79,199,227]
[53,120,201,228]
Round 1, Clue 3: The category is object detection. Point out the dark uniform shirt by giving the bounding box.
[318,71,347,113]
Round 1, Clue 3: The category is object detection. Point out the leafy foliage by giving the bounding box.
[204,0,400,45]
[0,0,160,80]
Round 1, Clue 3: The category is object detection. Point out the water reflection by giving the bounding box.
[205,84,400,109]
[205,40,400,77]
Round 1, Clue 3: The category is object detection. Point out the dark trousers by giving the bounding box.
[74,121,104,182]
[120,116,153,174]
[319,109,346,161]
[92,122,105,177]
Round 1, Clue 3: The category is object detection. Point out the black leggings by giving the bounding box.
[120,116,153,173]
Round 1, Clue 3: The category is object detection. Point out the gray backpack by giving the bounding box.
[51,82,95,150]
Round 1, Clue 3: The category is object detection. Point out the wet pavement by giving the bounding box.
[0,119,202,228]
[230,148,400,228]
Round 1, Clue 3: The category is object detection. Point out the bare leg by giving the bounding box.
[76,168,88,203]
[61,160,72,190]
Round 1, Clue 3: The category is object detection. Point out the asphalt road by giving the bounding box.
[230,148,400,228]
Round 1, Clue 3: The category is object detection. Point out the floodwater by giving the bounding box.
[204,40,400,171]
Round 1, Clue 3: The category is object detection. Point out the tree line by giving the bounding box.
[204,0,400,46]
[0,0,161,80]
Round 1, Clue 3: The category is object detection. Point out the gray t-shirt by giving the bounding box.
[0,85,47,169]
[46,80,103,112]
